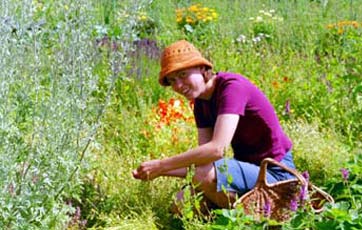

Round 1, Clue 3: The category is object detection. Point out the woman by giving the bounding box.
[132,40,295,213]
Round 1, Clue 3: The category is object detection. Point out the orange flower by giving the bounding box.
[271,81,280,89]
[283,76,291,83]
[153,98,193,127]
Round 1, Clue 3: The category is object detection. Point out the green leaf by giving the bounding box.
[315,220,339,230]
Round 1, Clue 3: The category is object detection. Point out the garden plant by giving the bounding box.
[0,0,361,229]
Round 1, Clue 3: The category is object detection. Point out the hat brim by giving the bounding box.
[159,57,213,86]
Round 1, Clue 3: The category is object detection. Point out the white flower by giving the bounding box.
[236,34,247,43]
[252,37,261,43]
[264,12,272,17]
[256,16,263,22]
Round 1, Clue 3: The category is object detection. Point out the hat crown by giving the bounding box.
[159,40,212,86]
[161,40,201,65]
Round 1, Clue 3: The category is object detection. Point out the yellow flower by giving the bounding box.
[139,14,148,21]
[326,24,334,29]
[175,3,218,27]
[186,16,194,24]
[176,9,183,15]
[189,4,199,12]
[351,21,359,28]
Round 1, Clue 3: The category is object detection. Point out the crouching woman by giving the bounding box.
[132,40,296,215]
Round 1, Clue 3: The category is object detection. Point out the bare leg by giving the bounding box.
[193,163,236,209]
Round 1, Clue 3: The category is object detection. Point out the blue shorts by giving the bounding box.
[214,151,296,194]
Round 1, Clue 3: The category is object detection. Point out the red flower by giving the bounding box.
[154,98,193,127]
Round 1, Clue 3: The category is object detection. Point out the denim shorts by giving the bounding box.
[214,151,296,195]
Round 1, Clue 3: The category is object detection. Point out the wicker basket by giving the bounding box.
[233,158,334,222]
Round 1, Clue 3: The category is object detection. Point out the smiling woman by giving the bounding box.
[158,40,213,86]
[132,39,298,216]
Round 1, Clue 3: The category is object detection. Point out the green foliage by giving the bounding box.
[0,0,145,228]
[282,154,362,229]
[283,120,351,184]
[211,208,258,229]
[249,8,284,42]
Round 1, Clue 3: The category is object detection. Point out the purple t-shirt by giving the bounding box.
[194,72,292,164]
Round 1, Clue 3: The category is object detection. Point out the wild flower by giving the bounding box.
[32,0,44,12]
[290,198,298,212]
[132,38,161,60]
[138,11,148,21]
[234,33,271,45]
[283,76,290,83]
[153,98,193,127]
[175,3,218,32]
[326,20,361,35]
[251,33,271,43]
[271,80,279,89]
[68,206,87,229]
[117,8,157,39]
[235,34,247,43]
[299,184,308,204]
[249,8,283,41]
[250,9,283,24]
[302,171,310,182]
[299,171,310,204]
[284,99,291,116]
[340,168,349,181]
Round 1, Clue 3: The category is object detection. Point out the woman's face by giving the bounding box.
[166,67,206,100]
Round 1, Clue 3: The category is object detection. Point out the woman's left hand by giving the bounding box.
[132,159,162,181]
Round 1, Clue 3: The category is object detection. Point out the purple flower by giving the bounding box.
[290,199,298,211]
[301,171,310,183]
[285,99,291,115]
[340,168,349,181]
[264,199,271,217]
[298,171,310,204]
[299,184,308,203]
[80,220,87,227]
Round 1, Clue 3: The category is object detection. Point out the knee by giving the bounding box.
[192,165,216,189]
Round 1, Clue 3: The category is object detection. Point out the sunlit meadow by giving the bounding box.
[0,0,361,229]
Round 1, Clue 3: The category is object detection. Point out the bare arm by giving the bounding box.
[160,168,187,177]
[133,114,240,180]
[161,114,239,169]
[160,127,213,178]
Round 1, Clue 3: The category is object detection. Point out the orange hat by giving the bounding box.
[159,40,213,86]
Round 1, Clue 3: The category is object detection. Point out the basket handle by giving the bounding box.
[257,158,307,187]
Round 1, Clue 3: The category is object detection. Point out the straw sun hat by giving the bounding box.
[159,40,213,86]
